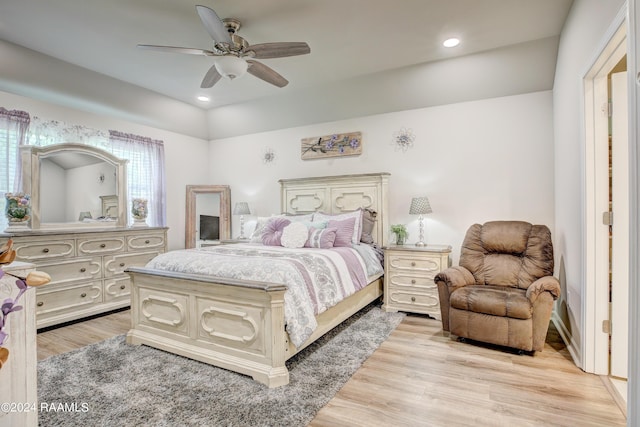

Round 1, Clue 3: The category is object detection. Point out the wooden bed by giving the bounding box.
[126,173,390,387]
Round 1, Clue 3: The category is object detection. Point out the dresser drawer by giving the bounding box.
[104,276,130,302]
[77,236,125,255]
[13,240,75,261]
[35,282,103,317]
[33,257,102,286]
[388,255,441,273]
[104,251,161,277]
[127,234,165,251]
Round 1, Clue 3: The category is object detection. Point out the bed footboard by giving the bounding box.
[125,267,290,387]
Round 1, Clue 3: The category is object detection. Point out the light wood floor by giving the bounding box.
[37,310,627,427]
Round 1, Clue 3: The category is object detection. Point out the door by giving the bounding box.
[610,70,628,380]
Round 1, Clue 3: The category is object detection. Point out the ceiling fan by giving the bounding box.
[137,5,311,89]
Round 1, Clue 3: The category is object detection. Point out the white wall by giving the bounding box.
[552,0,626,366]
[66,162,117,221]
[0,90,210,250]
[209,91,555,265]
[39,159,66,223]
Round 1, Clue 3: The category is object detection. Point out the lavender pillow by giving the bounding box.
[328,218,356,247]
[261,217,291,246]
[305,227,337,249]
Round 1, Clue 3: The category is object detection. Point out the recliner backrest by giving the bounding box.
[459,221,554,290]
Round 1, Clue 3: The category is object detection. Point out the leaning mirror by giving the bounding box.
[20,143,128,229]
[185,185,231,248]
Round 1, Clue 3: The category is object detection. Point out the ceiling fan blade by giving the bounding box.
[195,5,232,45]
[246,60,288,88]
[248,42,310,59]
[201,64,223,88]
[137,44,215,56]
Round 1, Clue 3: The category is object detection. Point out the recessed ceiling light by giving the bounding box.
[443,38,460,48]
[197,95,210,102]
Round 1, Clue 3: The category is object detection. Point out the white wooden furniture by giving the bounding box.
[126,172,390,387]
[383,244,451,318]
[5,227,167,328]
[0,262,38,427]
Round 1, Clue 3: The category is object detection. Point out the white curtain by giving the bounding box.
[109,131,167,227]
[0,108,30,230]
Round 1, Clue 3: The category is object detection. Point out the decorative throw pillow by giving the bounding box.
[328,217,356,247]
[360,208,377,244]
[249,216,273,243]
[301,220,328,230]
[261,217,291,246]
[305,227,337,249]
[314,210,362,245]
[280,222,309,248]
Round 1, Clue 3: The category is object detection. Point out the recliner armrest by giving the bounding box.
[435,266,475,332]
[434,266,475,293]
[526,276,561,304]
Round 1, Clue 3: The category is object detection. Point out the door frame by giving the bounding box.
[582,10,627,376]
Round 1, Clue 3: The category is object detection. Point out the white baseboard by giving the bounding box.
[552,312,583,370]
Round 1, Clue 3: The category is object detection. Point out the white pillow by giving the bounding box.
[280,222,309,248]
[283,213,314,222]
[313,210,362,245]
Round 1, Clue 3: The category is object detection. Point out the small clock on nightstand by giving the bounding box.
[382,244,452,319]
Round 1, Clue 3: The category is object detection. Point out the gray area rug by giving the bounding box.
[38,303,404,426]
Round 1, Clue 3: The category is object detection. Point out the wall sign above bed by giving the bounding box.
[300,131,362,160]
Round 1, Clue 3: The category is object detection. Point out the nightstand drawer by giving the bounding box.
[388,255,441,273]
[389,273,437,289]
[386,289,439,313]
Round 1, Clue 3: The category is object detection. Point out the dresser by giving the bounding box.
[383,244,451,318]
[2,227,167,328]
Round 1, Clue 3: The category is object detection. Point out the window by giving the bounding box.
[0,109,30,231]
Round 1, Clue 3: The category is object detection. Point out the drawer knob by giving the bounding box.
[120,284,126,290]
[100,243,106,248]
[411,279,416,284]
[37,301,44,307]
[119,262,125,267]
[411,262,416,267]
[145,240,150,244]
[42,248,49,253]
[411,296,416,302]
[80,293,87,298]
[80,268,86,273]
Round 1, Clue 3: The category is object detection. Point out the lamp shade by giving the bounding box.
[233,202,251,215]
[409,197,432,215]
[215,56,248,80]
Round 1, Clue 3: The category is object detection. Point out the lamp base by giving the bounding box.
[415,241,426,247]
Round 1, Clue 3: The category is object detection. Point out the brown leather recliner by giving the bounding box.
[435,221,561,353]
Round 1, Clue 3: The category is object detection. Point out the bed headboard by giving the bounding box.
[279,172,390,246]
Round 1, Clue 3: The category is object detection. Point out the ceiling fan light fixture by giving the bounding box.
[215,56,248,79]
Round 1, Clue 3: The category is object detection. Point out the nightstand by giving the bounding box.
[383,244,452,318]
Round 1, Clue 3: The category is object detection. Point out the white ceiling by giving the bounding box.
[0,0,573,111]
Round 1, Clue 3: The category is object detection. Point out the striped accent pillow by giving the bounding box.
[327,218,356,247]
[305,227,338,249]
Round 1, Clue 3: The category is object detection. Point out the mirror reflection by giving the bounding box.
[40,152,117,223]
[196,193,221,244]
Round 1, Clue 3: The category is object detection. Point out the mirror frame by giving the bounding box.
[20,143,128,229]
[185,185,231,248]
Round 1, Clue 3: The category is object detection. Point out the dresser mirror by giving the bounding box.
[20,143,128,229]
[185,185,231,248]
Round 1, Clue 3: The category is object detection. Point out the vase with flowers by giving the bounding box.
[4,193,31,231]
[131,198,148,227]
[0,239,51,369]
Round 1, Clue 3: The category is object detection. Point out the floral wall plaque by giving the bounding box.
[301,132,362,160]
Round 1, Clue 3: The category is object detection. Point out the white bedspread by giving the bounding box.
[145,244,382,348]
